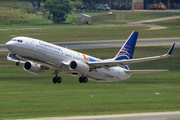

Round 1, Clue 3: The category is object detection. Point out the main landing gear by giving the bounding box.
[53,71,62,83]
[52,71,88,84]
[79,76,88,83]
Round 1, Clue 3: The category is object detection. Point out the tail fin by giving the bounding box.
[114,31,138,69]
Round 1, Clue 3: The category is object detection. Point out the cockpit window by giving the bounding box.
[18,40,23,42]
[10,39,23,42]
[11,39,17,41]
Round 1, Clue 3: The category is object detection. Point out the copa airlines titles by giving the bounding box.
[39,41,62,52]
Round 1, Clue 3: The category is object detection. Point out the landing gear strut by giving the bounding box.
[53,71,62,83]
[79,76,88,83]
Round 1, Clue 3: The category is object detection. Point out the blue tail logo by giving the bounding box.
[115,31,138,70]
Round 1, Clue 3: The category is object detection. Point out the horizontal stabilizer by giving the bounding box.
[125,69,169,74]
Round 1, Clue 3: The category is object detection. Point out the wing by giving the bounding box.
[7,52,51,71]
[88,43,175,69]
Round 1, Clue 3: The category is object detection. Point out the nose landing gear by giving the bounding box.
[16,62,21,66]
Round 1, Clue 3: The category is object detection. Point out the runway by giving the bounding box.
[1,38,180,52]
[16,111,180,120]
[54,37,180,49]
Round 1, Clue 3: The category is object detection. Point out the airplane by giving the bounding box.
[5,31,175,83]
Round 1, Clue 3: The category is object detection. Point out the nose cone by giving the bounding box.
[5,41,16,52]
[6,41,13,46]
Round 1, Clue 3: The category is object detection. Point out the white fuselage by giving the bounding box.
[6,37,131,82]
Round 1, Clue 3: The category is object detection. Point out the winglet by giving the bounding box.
[167,43,175,55]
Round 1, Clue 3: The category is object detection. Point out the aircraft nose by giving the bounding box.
[6,41,12,46]
[5,41,16,51]
[6,41,15,46]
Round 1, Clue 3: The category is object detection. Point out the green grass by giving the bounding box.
[153,18,180,30]
[1,0,180,26]
[0,26,148,44]
[0,0,52,25]
[90,11,180,25]
[0,1,180,45]
[0,46,180,119]
[0,6,52,25]
[0,0,30,9]
[115,10,180,21]
[0,1,180,46]
[1,20,180,45]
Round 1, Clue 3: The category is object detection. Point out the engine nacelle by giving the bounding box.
[23,61,43,75]
[69,61,89,74]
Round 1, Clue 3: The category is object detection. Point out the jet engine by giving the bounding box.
[23,61,43,75]
[69,61,89,74]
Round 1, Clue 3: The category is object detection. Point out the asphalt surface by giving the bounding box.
[16,111,180,120]
[54,38,180,49]
[1,16,180,52]
[128,16,180,24]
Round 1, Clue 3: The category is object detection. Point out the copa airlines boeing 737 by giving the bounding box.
[5,31,175,83]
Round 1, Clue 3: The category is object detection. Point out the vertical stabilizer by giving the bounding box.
[114,31,138,69]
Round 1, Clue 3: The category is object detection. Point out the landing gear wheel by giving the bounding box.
[83,77,88,83]
[52,71,62,84]
[16,62,21,66]
[79,77,83,83]
[79,76,88,83]
[53,77,57,83]
[57,77,62,83]
[52,77,62,84]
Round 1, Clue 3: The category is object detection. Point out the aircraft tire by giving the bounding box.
[79,77,88,83]
[79,77,83,83]
[16,62,21,66]
[83,77,88,83]
[53,77,57,83]
[57,77,62,83]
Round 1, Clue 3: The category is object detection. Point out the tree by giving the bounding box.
[73,0,84,9]
[29,0,46,11]
[44,0,72,23]
[82,0,92,4]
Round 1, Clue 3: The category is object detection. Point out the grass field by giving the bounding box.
[0,46,180,119]
[0,1,180,45]
[1,20,180,45]
[0,1,180,119]
[0,18,180,45]
[1,0,180,26]
[0,6,180,45]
